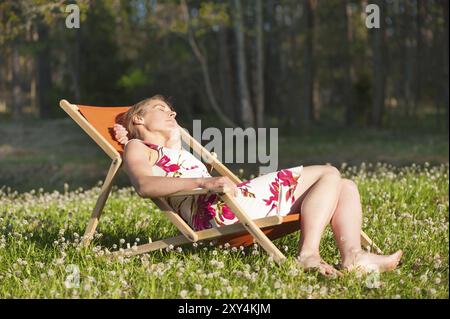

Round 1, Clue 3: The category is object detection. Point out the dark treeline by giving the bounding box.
[0,0,448,132]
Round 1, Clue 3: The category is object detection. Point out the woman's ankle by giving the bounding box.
[297,249,320,260]
[341,247,364,266]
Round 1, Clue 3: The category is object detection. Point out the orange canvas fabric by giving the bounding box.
[77,105,130,154]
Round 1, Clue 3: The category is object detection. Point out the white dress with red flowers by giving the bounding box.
[131,139,303,231]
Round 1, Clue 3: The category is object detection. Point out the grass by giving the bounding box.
[0,118,448,298]
[0,162,448,298]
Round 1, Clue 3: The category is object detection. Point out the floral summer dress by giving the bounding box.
[132,139,303,231]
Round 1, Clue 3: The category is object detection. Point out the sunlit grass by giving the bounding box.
[0,162,448,298]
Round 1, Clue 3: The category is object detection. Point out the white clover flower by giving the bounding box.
[180,290,188,298]
[194,284,202,291]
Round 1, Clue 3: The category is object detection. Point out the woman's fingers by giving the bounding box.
[202,177,239,196]
[223,180,239,196]
[113,125,128,144]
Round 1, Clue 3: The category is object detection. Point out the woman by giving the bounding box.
[114,94,402,277]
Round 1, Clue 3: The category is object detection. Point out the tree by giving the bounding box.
[444,0,449,131]
[343,0,356,126]
[254,0,265,128]
[232,0,255,127]
[301,0,316,129]
[179,0,236,126]
[370,0,386,128]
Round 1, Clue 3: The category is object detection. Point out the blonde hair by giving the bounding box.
[120,94,174,140]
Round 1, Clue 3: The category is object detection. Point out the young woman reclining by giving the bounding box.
[113,94,402,277]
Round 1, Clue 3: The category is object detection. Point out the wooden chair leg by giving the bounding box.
[113,234,190,257]
[220,193,287,264]
[360,231,382,254]
[82,157,122,246]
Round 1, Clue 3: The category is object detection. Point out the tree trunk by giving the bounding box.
[402,1,414,118]
[70,28,81,101]
[11,41,22,119]
[254,0,265,128]
[302,0,315,128]
[343,0,356,126]
[217,25,235,121]
[36,22,53,118]
[233,0,255,128]
[412,0,423,121]
[370,0,385,128]
[443,0,449,131]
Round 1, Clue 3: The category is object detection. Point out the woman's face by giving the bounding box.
[139,99,178,134]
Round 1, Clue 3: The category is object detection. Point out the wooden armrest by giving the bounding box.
[168,186,228,197]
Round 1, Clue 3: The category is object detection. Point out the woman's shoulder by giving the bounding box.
[124,138,147,150]
[123,139,159,160]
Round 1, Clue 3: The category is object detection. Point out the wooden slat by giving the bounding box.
[113,215,283,257]
[179,128,242,184]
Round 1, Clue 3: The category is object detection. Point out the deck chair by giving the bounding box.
[59,99,382,264]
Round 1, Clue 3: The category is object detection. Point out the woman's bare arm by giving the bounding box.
[123,140,204,198]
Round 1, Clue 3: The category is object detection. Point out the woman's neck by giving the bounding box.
[138,129,182,150]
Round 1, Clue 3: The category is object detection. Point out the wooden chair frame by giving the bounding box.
[59,99,381,264]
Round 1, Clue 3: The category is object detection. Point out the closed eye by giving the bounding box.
[154,104,169,112]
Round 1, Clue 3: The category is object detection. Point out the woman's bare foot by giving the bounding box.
[342,250,403,273]
[297,252,342,278]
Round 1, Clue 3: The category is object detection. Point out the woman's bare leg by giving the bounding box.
[288,165,343,276]
[330,179,403,272]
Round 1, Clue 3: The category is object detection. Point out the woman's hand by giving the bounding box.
[113,123,129,145]
[198,176,239,197]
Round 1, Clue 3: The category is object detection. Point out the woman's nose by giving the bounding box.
[169,111,176,118]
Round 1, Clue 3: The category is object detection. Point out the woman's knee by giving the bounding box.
[321,165,341,179]
[341,178,359,193]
